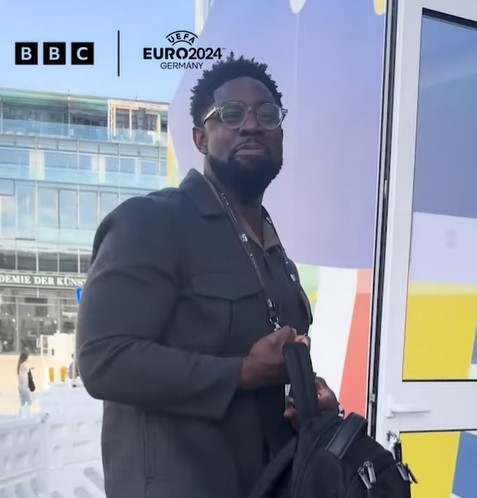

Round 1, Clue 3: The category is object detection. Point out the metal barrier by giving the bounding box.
[0,386,105,498]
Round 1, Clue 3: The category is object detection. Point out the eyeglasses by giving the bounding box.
[202,101,288,130]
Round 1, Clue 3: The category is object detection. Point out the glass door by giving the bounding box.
[370,1,477,497]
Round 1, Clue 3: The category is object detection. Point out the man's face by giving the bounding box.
[194,76,284,202]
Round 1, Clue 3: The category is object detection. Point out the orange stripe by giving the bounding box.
[356,268,372,294]
[339,270,372,415]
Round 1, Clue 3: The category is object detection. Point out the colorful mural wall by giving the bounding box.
[167,0,386,416]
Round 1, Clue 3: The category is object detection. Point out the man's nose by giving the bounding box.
[239,110,262,133]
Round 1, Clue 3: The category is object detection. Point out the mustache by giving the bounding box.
[233,139,270,153]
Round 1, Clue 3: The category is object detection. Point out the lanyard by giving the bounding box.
[216,191,312,332]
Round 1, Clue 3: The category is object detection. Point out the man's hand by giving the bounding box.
[239,326,297,390]
[293,334,310,348]
[284,376,340,430]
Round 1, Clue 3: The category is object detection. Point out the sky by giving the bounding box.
[0,0,195,103]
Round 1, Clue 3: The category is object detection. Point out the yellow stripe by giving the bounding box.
[309,290,317,310]
[404,291,477,379]
[374,0,386,15]
[408,282,477,295]
[401,431,459,498]
[166,135,179,187]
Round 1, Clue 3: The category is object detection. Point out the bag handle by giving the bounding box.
[282,343,320,421]
[325,413,368,458]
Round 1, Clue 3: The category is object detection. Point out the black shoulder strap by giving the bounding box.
[248,438,296,498]
[282,343,320,421]
[325,413,368,458]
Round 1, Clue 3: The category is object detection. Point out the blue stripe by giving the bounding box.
[453,432,477,497]
[471,323,477,365]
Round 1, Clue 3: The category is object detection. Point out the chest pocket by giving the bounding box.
[187,272,267,353]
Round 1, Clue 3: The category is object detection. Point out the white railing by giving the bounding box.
[0,415,47,498]
[0,385,105,498]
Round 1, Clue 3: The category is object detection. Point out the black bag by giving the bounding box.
[249,343,416,498]
[28,369,36,392]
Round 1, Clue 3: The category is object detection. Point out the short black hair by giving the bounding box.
[190,52,283,127]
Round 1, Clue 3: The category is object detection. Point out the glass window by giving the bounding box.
[44,151,77,169]
[47,111,64,122]
[139,146,159,159]
[0,136,35,149]
[17,251,37,271]
[131,109,146,130]
[59,190,77,228]
[141,161,157,175]
[80,253,91,274]
[0,148,29,165]
[0,251,16,270]
[116,109,129,129]
[0,196,16,238]
[18,296,58,354]
[38,188,58,227]
[100,192,118,220]
[60,298,77,334]
[0,291,17,353]
[59,253,78,273]
[56,140,77,152]
[3,104,21,118]
[401,13,477,382]
[72,114,104,127]
[160,114,168,133]
[79,155,92,170]
[38,252,58,272]
[105,157,119,172]
[99,143,119,155]
[0,179,14,196]
[16,184,36,239]
[120,158,135,174]
[159,157,167,176]
[37,138,61,150]
[79,191,97,229]
[146,114,157,131]
[120,145,139,157]
[79,143,99,154]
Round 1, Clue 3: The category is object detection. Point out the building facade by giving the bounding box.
[0,89,169,354]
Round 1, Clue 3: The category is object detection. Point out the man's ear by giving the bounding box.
[192,126,208,155]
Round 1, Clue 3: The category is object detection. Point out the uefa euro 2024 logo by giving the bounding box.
[143,30,224,70]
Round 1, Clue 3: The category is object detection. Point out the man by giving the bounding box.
[77,54,337,498]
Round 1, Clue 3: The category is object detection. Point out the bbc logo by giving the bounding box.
[15,42,95,65]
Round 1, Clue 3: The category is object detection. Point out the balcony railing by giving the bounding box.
[0,118,166,146]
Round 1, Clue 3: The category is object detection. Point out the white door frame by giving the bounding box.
[369,0,477,445]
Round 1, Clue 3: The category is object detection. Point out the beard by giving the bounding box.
[207,152,282,204]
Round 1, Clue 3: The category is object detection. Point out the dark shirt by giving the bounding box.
[77,168,311,498]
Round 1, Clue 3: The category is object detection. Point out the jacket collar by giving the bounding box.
[179,168,224,216]
[179,168,279,250]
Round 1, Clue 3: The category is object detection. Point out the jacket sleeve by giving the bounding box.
[77,195,242,420]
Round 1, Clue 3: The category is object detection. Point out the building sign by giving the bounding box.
[0,272,86,288]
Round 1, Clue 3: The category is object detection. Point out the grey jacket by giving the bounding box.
[77,169,310,498]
